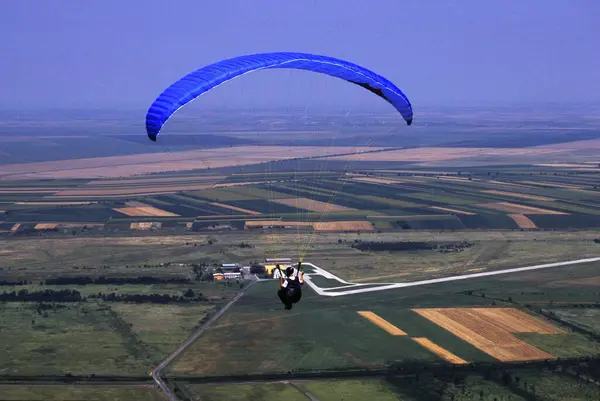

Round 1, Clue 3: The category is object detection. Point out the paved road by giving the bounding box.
[288,381,321,401]
[152,280,257,401]
[302,257,600,297]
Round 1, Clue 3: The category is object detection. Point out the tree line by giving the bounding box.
[43,275,190,285]
[0,288,207,304]
[350,240,474,252]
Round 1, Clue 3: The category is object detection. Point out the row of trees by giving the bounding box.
[0,288,207,304]
[351,240,474,252]
[88,291,206,304]
[43,275,190,285]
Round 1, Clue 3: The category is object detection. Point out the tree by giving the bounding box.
[183,289,195,298]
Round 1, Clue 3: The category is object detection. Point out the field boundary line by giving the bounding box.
[151,280,257,401]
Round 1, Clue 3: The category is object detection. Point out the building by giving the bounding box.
[213,272,242,280]
[265,264,291,276]
[221,263,240,271]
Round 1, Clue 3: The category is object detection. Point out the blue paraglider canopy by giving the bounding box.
[146,52,413,141]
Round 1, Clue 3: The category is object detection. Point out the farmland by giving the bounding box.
[177,370,600,401]
[2,134,600,400]
[412,308,562,362]
[1,152,600,237]
[0,385,164,400]
[167,258,600,377]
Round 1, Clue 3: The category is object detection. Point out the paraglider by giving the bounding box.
[277,263,305,310]
[145,52,413,141]
[144,52,414,312]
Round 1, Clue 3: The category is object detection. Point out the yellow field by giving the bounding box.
[245,220,313,229]
[488,180,534,188]
[0,188,63,193]
[244,220,374,231]
[411,337,468,364]
[14,201,97,205]
[88,175,225,186]
[518,180,585,190]
[53,184,213,197]
[509,214,537,229]
[270,197,355,212]
[34,223,57,230]
[325,146,563,162]
[313,221,375,231]
[357,311,407,335]
[209,202,261,215]
[350,177,410,185]
[470,308,566,335]
[1,146,381,180]
[366,214,440,219]
[429,206,475,215]
[413,308,561,362]
[476,202,568,215]
[437,176,480,182]
[534,163,590,168]
[481,190,554,201]
[130,222,162,230]
[114,206,179,217]
[213,181,274,188]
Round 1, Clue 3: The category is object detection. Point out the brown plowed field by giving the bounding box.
[413,308,560,362]
[209,202,261,215]
[270,198,355,212]
[412,337,468,364]
[351,177,409,185]
[508,214,537,228]
[357,311,407,336]
[430,206,475,215]
[476,202,568,215]
[481,190,554,201]
[1,146,379,179]
[313,221,375,231]
[114,206,179,217]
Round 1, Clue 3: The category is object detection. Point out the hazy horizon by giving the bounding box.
[2,0,600,111]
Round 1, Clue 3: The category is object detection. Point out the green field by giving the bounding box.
[545,309,600,335]
[0,385,164,401]
[178,369,600,401]
[2,164,600,233]
[0,302,149,375]
[2,161,600,401]
[168,259,600,376]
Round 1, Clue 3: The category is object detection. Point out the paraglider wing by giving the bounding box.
[146,52,413,141]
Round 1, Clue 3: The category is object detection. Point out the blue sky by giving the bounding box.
[1,0,599,110]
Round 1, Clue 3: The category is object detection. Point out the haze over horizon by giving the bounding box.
[1,0,600,112]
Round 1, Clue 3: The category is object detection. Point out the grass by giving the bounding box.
[298,379,412,401]
[0,385,164,401]
[515,333,600,358]
[111,303,213,362]
[169,282,444,376]
[0,303,149,375]
[436,375,528,401]
[547,309,600,334]
[517,371,600,401]
[308,231,600,282]
[169,259,600,376]
[184,382,308,401]
[1,231,599,285]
